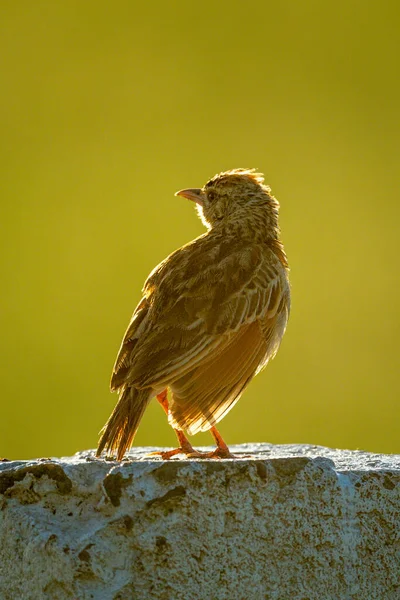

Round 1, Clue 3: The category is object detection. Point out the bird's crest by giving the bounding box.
[205,168,269,192]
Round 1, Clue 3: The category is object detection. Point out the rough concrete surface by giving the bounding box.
[0,443,399,600]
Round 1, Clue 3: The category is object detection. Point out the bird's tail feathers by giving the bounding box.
[96,387,151,460]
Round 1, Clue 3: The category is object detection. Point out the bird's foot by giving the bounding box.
[148,424,236,460]
[204,447,236,459]
[149,447,235,460]
[191,446,236,459]
[149,447,186,460]
[205,426,236,458]
[149,437,209,460]
[149,448,208,460]
[149,445,238,459]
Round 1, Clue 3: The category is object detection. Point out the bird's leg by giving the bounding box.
[149,389,206,459]
[149,391,235,460]
[207,426,235,458]
[155,388,170,416]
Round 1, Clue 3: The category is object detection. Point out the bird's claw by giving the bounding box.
[148,447,209,460]
[148,447,236,460]
[148,448,183,460]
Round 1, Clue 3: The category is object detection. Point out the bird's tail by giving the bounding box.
[96,387,152,460]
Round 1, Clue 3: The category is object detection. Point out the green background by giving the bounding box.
[1,1,399,459]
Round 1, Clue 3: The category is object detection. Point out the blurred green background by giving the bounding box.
[1,1,399,459]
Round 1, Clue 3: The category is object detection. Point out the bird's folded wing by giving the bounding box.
[123,245,289,392]
[110,297,149,390]
[168,319,268,434]
[167,255,290,434]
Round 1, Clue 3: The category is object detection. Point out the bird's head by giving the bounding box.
[175,168,280,236]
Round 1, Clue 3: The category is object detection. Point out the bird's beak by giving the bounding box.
[175,188,204,206]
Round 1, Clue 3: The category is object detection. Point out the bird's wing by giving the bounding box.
[125,243,289,402]
[167,252,290,435]
[110,296,149,391]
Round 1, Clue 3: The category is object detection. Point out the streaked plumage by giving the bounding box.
[97,169,290,460]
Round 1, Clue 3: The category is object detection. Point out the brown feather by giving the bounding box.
[96,387,151,460]
[110,297,149,391]
[168,321,267,434]
[122,246,288,391]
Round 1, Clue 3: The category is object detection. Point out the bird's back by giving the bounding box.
[111,230,289,434]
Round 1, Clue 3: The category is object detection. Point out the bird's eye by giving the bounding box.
[208,190,216,202]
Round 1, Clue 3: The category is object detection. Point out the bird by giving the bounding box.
[96,168,290,460]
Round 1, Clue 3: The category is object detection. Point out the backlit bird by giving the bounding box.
[97,169,290,460]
